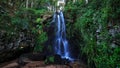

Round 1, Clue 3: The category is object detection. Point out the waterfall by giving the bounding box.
[53,11,73,61]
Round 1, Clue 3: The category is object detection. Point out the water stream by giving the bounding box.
[53,11,73,61]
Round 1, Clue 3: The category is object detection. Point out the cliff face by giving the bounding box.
[0,30,35,63]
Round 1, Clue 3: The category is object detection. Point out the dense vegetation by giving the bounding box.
[0,0,120,68]
[65,0,120,68]
[0,0,48,62]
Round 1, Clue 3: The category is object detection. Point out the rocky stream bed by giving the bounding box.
[0,53,87,68]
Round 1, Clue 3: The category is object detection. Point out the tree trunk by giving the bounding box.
[26,0,29,8]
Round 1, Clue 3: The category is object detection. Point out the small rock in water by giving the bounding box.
[62,58,70,64]
[54,54,62,64]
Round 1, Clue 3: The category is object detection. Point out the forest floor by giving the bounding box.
[0,59,87,68]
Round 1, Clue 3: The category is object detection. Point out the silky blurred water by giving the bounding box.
[53,11,73,61]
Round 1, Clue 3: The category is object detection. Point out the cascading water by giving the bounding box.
[53,11,73,61]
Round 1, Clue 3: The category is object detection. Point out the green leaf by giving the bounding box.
[36,18,42,23]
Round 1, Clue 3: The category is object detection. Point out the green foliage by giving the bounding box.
[0,0,49,53]
[44,56,54,64]
[37,32,48,45]
[36,18,42,23]
[33,18,48,52]
[65,0,120,68]
[11,17,29,30]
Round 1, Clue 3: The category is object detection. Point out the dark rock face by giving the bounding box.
[0,31,35,63]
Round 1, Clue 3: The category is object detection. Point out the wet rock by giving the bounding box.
[54,54,62,64]
[18,53,46,66]
[1,60,87,68]
[2,62,18,68]
[70,61,87,68]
